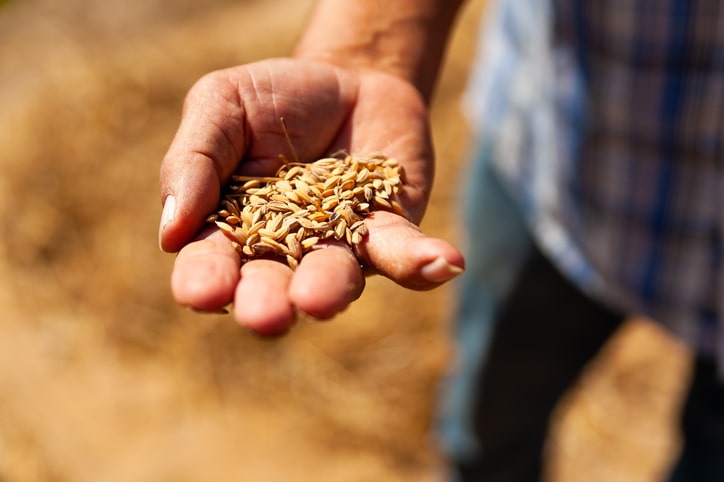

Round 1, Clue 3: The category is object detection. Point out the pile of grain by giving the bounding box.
[208,153,406,269]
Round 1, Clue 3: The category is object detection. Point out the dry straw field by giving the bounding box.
[0,0,694,480]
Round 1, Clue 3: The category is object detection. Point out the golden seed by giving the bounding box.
[340,189,356,200]
[240,211,254,226]
[354,223,368,237]
[298,218,315,229]
[242,179,261,189]
[340,206,356,224]
[309,211,327,222]
[267,201,290,212]
[301,237,320,249]
[211,153,404,265]
[252,242,277,255]
[340,178,355,192]
[260,237,288,253]
[215,221,234,233]
[364,187,375,202]
[374,195,392,209]
[323,175,341,190]
[258,228,278,239]
[383,181,393,196]
[277,180,293,191]
[266,214,284,233]
[322,198,339,211]
[284,166,304,180]
[391,200,406,217]
[355,168,370,183]
[334,219,348,239]
[286,234,302,259]
[247,220,266,237]
[284,190,302,204]
[251,208,263,225]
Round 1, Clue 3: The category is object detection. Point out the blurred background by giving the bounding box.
[0,0,695,480]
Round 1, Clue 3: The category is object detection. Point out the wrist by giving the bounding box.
[293,0,464,103]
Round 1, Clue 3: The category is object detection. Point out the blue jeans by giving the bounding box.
[437,144,533,465]
[669,357,724,482]
[438,147,724,481]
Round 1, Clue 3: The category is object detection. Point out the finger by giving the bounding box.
[233,259,296,336]
[289,243,365,320]
[171,227,241,312]
[159,70,249,253]
[355,210,465,291]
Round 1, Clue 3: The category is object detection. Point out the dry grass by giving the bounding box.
[0,0,692,481]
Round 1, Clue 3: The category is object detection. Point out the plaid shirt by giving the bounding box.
[466,0,724,361]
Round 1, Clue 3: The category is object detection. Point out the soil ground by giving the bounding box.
[0,0,693,480]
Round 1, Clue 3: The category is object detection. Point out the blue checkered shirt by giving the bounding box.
[465,0,724,361]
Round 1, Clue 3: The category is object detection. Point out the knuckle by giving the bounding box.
[184,69,238,112]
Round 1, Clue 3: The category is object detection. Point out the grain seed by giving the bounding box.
[211,153,405,270]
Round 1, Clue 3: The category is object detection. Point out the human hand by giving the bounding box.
[159,58,464,335]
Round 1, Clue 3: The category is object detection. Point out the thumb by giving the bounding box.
[158,71,249,253]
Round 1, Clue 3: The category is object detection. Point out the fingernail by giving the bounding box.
[159,195,176,247]
[421,257,464,283]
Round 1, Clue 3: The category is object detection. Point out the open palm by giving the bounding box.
[159,58,463,334]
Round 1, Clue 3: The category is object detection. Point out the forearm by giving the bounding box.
[294,0,466,103]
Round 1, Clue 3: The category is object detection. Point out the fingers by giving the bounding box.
[171,227,298,335]
[233,260,296,336]
[171,228,241,312]
[231,243,364,334]
[171,227,365,335]
[171,211,463,322]
[289,243,365,319]
[355,210,465,291]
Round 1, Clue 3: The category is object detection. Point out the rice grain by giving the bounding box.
[211,153,406,270]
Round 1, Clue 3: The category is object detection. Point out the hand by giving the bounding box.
[159,58,464,335]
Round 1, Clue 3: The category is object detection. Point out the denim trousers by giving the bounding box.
[438,147,724,482]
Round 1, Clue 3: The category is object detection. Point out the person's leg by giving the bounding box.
[437,145,533,469]
[457,248,625,482]
[668,358,724,482]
